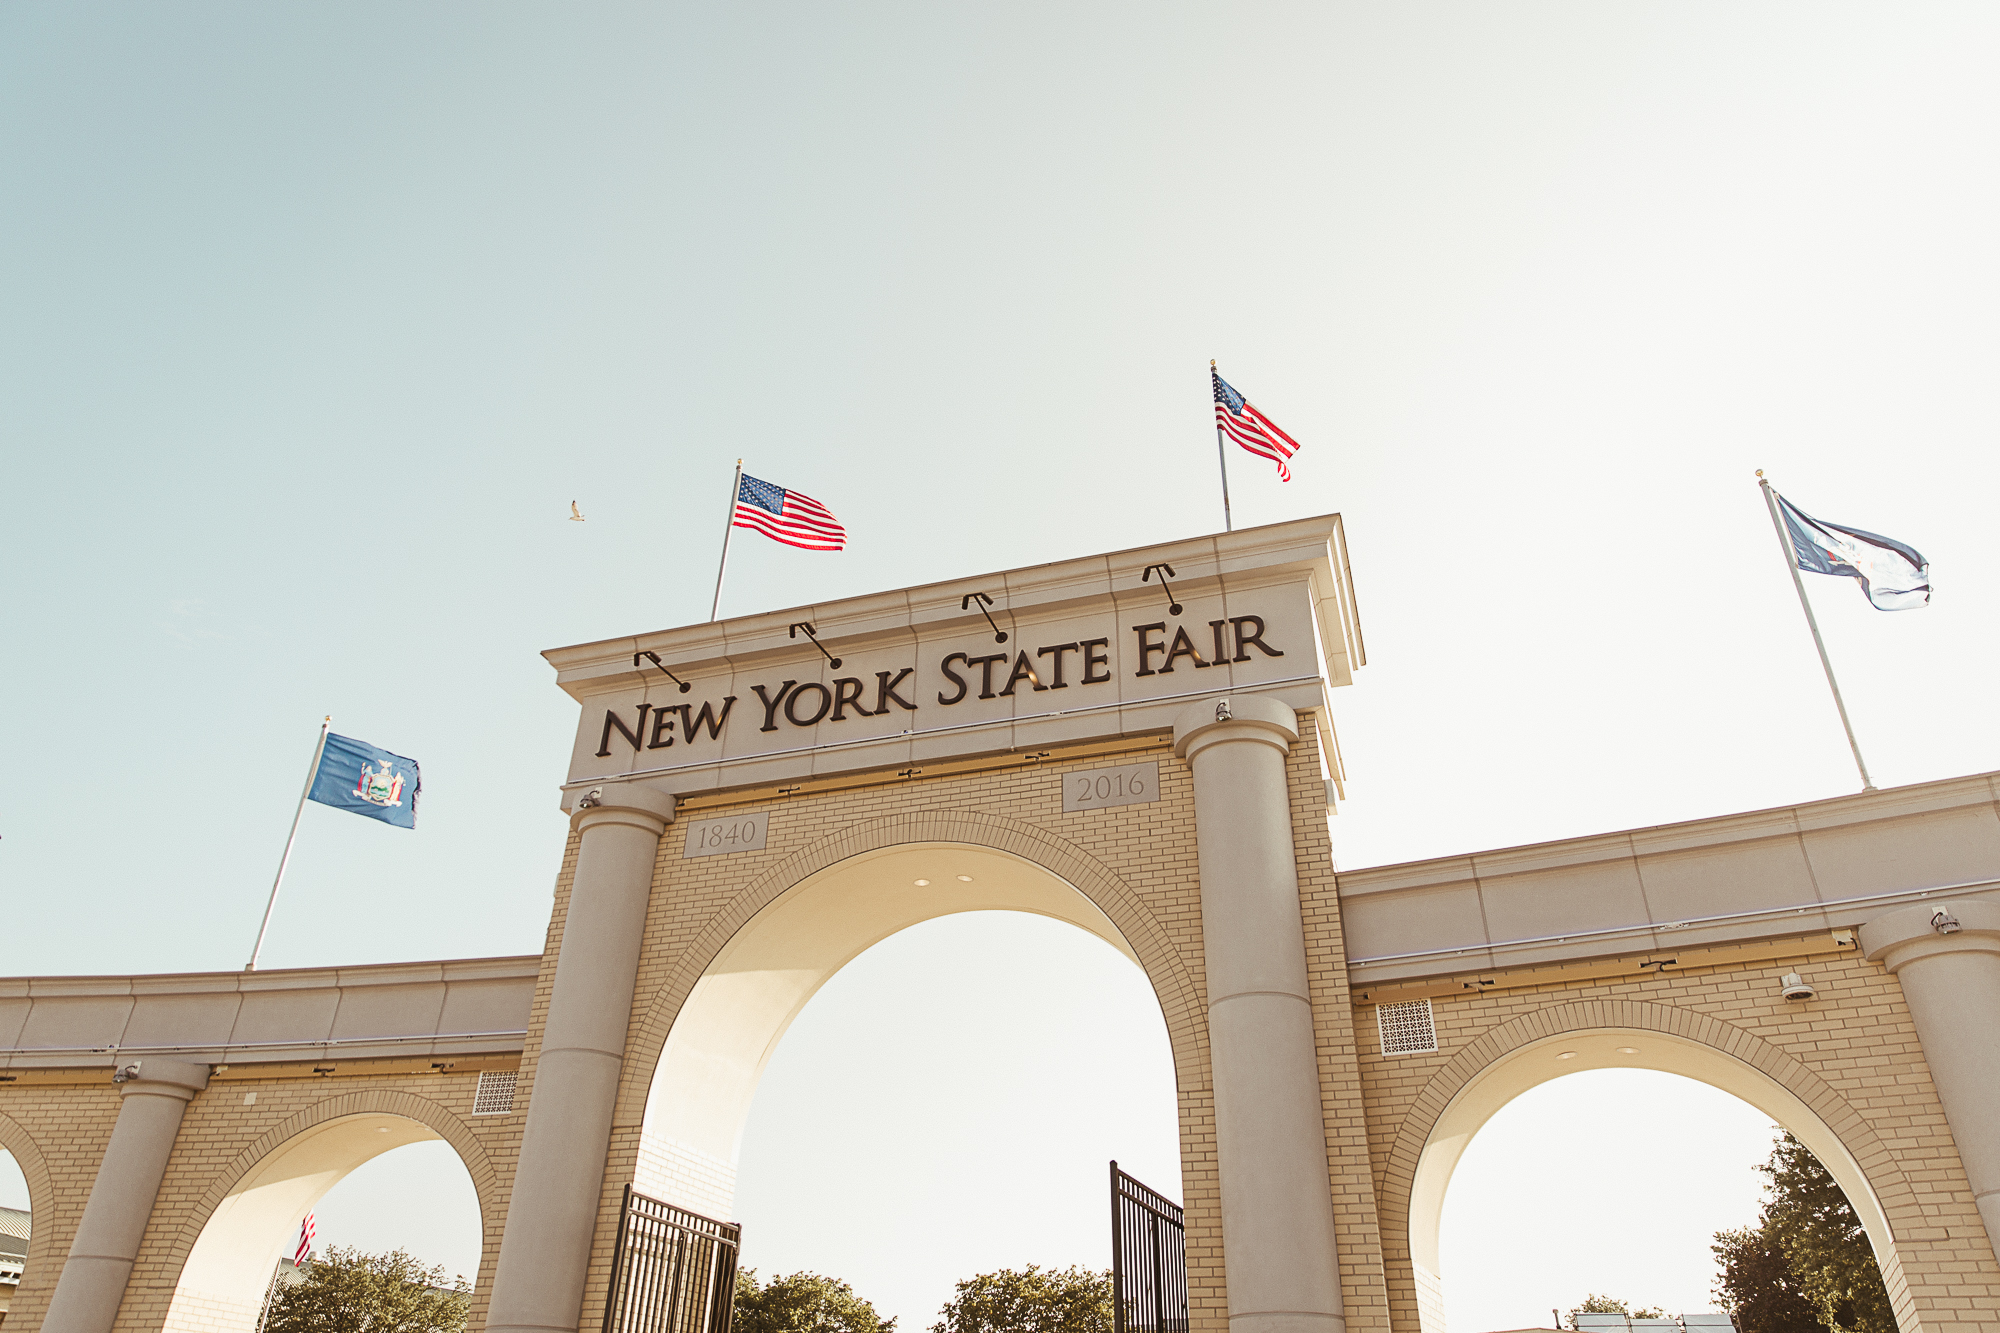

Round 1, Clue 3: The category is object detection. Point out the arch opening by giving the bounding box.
[162,1112,468,1331]
[638,841,1152,1222]
[0,1147,27,1323]
[1408,1029,1908,1333]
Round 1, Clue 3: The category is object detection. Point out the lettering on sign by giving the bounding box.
[682,811,770,859]
[1063,761,1159,813]
[590,614,1288,760]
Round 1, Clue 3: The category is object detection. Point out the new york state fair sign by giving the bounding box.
[551,519,1362,799]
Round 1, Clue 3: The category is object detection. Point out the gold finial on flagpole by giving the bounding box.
[1756,469,1764,478]
[1210,359,1216,367]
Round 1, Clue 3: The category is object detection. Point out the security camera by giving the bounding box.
[1780,972,1816,1002]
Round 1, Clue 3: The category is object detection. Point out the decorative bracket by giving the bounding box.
[1142,563,1183,616]
[788,622,843,670]
[961,592,1008,643]
[634,652,693,693]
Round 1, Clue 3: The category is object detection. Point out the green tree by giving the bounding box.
[265,1245,470,1333]
[1570,1295,1666,1322]
[1711,1226,1822,1333]
[1758,1135,1893,1333]
[930,1266,1112,1333]
[734,1269,897,1333]
[1712,1133,1892,1333]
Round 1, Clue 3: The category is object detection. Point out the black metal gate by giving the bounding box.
[1110,1161,1188,1333]
[603,1185,742,1333]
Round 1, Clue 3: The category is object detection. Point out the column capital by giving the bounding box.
[567,779,676,836]
[111,1057,209,1101]
[1862,899,2000,972]
[1172,695,1299,764]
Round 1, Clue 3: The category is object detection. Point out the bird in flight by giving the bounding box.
[570,501,586,522]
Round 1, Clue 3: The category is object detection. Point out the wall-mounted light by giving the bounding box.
[1932,910,1962,935]
[961,592,1008,643]
[788,622,842,669]
[1780,972,1817,1001]
[634,651,693,693]
[1142,563,1183,615]
[111,1062,140,1084]
[579,788,604,809]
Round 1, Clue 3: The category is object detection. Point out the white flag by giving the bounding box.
[1776,493,1930,611]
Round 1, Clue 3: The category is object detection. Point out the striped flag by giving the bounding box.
[294,1212,316,1266]
[1213,368,1301,482]
[732,473,846,551]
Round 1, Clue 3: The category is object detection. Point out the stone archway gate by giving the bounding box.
[4,514,1999,1333]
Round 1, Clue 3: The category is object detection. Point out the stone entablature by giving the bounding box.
[0,956,538,1072]
[1339,774,2000,987]
[547,515,1363,802]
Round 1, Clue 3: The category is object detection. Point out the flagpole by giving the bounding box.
[1212,360,1233,532]
[247,717,331,972]
[1758,472,1875,792]
[710,459,743,622]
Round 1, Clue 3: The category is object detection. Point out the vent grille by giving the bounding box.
[1377,1000,1438,1055]
[472,1069,519,1116]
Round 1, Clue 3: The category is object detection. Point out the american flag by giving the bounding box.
[732,473,846,551]
[294,1212,316,1266]
[1212,368,1301,482]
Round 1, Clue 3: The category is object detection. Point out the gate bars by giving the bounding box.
[1110,1162,1188,1333]
[603,1185,742,1333]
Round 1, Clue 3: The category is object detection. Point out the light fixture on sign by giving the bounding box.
[957,875,974,882]
[787,621,842,670]
[633,651,693,693]
[1555,1051,1578,1061]
[961,592,1008,643]
[913,879,930,887]
[1616,1046,1639,1055]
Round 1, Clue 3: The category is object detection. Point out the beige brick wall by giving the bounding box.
[1293,729,1394,1333]
[1352,947,2000,1333]
[0,1066,523,1333]
[0,1085,123,1328]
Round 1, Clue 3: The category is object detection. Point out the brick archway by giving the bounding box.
[1379,999,1924,1333]
[0,1108,59,1326]
[615,805,1207,1125]
[154,1089,498,1332]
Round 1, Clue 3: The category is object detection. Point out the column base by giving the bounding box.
[1230,1311,1349,1333]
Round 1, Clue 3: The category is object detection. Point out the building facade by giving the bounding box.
[2,516,1998,1333]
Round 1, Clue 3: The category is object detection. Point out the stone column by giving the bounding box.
[43,1057,209,1333]
[1173,696,1345,1333]
[1863,898,2000,1266]
[487,780,674,1333]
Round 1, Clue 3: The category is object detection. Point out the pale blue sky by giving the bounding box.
[5,4,1998,1329]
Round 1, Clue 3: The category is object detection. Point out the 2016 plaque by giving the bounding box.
[1062,761,1159,813]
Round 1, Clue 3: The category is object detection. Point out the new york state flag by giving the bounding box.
[307,733,421,829]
